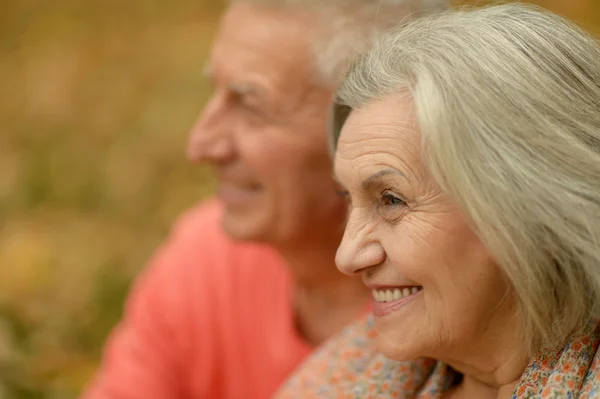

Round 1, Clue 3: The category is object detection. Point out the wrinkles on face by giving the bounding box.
[344,204,382,242]
[336,206,386,275]
[334,94,512,366]
[336,118,425,202]
[195,2,346,244]
[211,3,318,120]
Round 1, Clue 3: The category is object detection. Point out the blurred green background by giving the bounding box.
[0,0,598,398]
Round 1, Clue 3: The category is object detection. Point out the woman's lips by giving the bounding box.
[370,286,423,317]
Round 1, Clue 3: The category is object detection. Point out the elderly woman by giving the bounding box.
[275,4,600,399]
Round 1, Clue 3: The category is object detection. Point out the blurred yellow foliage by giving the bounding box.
[0,0,599,398]
[1,1,222,397]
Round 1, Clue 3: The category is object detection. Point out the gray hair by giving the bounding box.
[231,0,450,87]
[334,4,600,354]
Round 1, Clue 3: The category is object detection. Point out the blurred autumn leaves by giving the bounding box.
[1,0,599,398]
[1,1,220,397]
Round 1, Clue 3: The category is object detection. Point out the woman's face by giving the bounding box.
[334,95,515,362]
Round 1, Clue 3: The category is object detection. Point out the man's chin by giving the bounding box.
[217,184,262,207]
[220,210,270,243]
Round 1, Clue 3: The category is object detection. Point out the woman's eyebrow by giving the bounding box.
[361,168,405,190]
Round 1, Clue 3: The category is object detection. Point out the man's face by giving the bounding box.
[188,3,346,244]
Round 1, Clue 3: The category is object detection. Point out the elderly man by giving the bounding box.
[82,1,448,398]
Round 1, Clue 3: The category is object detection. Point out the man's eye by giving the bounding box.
[381,192,405,206]
[239,99,260,114]
[336,189,349,198]
[337,189,352,204]
[229,92,262,116]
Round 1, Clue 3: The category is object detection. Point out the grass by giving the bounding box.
[0,0,598,397]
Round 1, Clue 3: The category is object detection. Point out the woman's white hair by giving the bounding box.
[334,3,600,354]
[230,0,449,87]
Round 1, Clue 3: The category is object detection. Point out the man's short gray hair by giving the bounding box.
[335,4,600,354]
[231,0,450,87]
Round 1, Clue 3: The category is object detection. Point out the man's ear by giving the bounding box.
[327,99,352,159]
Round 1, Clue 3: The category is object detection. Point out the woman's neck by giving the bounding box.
[436,294,531,399]
[442,373,520,399]
[440,325,530,399]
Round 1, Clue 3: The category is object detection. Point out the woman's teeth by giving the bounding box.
[372,287,422,302]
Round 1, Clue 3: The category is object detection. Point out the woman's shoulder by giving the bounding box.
[515,322,600,398]
[275,314,442,398]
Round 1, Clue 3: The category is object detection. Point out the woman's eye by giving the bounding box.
[381,192,405,206]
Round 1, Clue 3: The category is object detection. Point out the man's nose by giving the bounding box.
[335,210,386,276]
[186,94,235,164]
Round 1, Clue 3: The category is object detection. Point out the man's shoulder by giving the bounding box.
[172,198,226,241]
[169,198,238,254]
[133,198,286,309]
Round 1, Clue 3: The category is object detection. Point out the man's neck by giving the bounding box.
[277,244,370,346]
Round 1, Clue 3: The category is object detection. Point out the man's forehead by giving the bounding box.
[211,4,315,82]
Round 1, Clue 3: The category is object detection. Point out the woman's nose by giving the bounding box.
[335,211,386,275]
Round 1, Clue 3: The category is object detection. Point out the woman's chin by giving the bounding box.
[373,306,431,360]
[376,332,427,362]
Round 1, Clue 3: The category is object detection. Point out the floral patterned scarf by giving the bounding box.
[275,315,600,398]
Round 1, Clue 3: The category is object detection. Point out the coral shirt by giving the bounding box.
[82,200,313,399]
